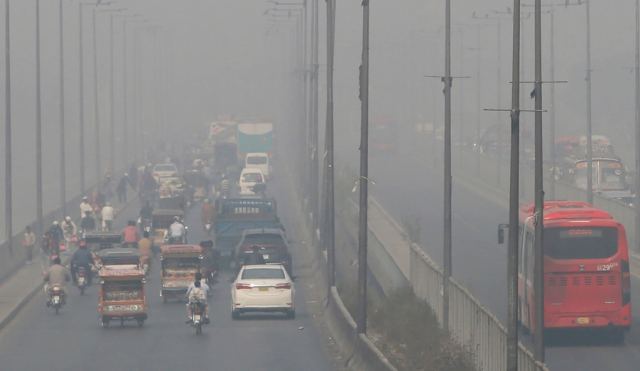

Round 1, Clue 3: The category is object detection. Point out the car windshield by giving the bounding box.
[247,156,267,165]
[242,172,263,183]
[241,268,285,280]
[545,227,618,260]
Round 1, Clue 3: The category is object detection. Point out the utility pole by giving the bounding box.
[533,0,545,362]
[78,2,87,195]
[325,0,336,288]
[36,0,43,238]
[109,12,116,173]
[59,0,67,217]
[122,19,129,167]
[549,7,557,199]
[585,0,594,203]
[443,0,453,332]
[311,0,319,247]
[635,0,640,256]
[507,0,521,370]
[357,0,370,335]
[92,7,102,183]
[4,0,13,256]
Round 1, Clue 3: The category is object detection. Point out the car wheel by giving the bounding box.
[231,309,240,320]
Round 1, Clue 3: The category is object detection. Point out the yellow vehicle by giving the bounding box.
[160,244,203,303]
[98,265,147,328]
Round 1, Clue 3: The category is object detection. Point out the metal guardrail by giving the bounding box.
[409,243,548,371]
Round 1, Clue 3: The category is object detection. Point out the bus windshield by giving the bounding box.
[545,227,618,260]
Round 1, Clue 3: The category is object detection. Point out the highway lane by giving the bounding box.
[0,181,335,371]
[369,139,640,371]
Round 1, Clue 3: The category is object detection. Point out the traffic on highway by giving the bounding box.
[3,0,640,370]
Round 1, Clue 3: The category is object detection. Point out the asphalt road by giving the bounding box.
[369,138,640,371]
[0,180,334,371]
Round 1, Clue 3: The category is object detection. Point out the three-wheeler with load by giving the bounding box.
[151,209,185,247]
[160,244,203,302]
[98,265,147,328]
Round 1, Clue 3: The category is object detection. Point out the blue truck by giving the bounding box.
[213,198,283,264]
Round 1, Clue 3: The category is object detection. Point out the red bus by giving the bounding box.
[517,201,631,340]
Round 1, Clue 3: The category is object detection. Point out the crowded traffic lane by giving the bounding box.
[0,189,333,371]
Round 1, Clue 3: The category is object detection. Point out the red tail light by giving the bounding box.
[275,283,291,289]
[235,283,252,290]
[622,260,631,305]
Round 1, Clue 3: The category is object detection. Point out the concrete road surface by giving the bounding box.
[0,179,335,371]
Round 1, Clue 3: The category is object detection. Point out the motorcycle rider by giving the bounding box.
[168,216,186,244]
[121,220,140,248]
[185,277,209,324]
[219,174,230,198]
[79,196,93,219]
[201,199,214,231]
[101,202,115,232]
[138,231,153,268]
[70,241,94,285]
[44,257,70,305]
[61,216,77,239]
[80,211,96,233]
[47,221,64,256]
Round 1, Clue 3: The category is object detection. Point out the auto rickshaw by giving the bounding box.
[151,209,185,247]
[83,232,122,252]
[95,247,140,269]
[160,244,203,303]
[98,265,147,327]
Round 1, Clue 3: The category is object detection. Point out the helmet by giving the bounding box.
[53,221,59,226]
[82,196,88,201]
[65,216,71,222]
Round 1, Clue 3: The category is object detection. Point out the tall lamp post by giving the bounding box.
[4,0,13,255]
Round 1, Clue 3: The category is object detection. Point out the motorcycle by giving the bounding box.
[138,217,152,234]
[47,285,65,314]
[76,265,88,295]
[204,222,212,236]
[188,301,207,335]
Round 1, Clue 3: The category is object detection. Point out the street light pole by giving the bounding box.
[442,0,453,332]
[325,0,336,288]
[92,6,102,184]
[4,0,13,256]
[78,2,87,195]
[585,0,594,203]
[36,0,43,238]
[122,19,128,167]
[109,12,115,173]
[59,0,67,217]
[507,0,521,369]
[357,0,370,335]
[533,0,545,362]
[635,0,640,258]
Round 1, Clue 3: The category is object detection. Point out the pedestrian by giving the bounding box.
[117,174,129,203]
[21,226,36,264]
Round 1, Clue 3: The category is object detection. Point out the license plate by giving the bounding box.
[259,287,269,292]
[193,314,201,322]
[262,254,270,260]
[576,317,590,325]
[78,277,85,285]
[53,296,60,304]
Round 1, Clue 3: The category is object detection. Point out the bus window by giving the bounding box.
[545,227,618,260]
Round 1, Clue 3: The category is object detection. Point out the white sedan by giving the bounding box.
[231,264,295,319]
